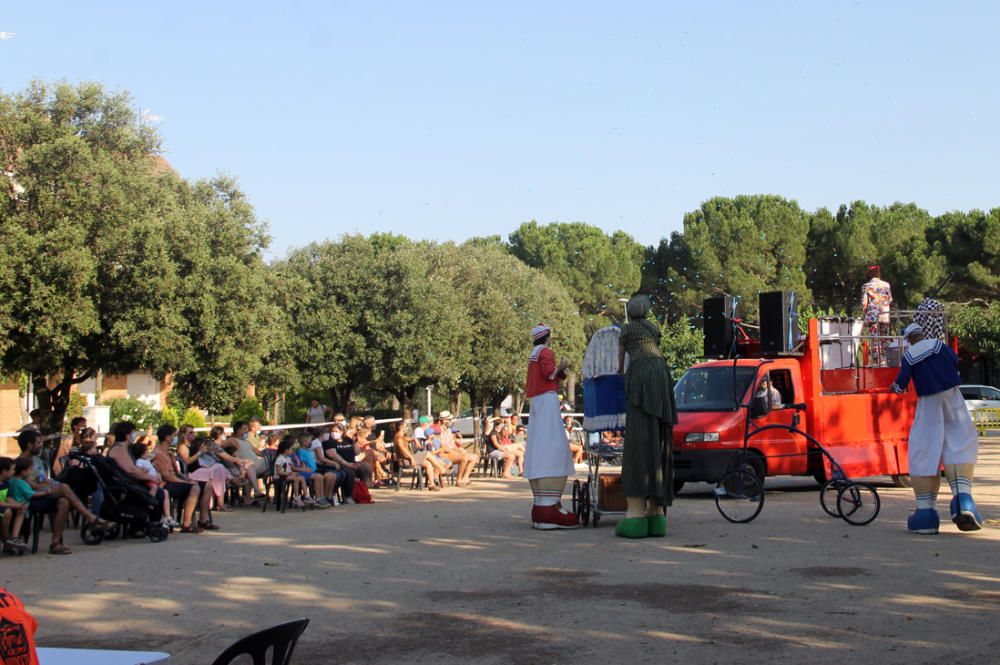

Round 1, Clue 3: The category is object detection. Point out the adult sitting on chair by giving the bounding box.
[13,430,108,554]
[152,424,213,533]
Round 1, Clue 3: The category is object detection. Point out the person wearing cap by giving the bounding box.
[615,294,676,538]
[861,265,893,367]
[435,411,476,486]
[892,323,981,534]
[524,324,579,529]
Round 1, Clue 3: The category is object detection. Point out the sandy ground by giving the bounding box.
[5,438,1000,665]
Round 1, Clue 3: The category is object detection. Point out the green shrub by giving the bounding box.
[232,397,267,424]
[159,406,180,429]
[104,397,161,431]
[62,392,88,433]
[180,408,207,429]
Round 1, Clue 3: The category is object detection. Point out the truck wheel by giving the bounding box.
[730,451,766,484]
[891,474,912,488]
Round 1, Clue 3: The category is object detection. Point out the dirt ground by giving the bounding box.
[6,438,1000,665]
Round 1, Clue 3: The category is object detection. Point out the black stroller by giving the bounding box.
[68,451,169,545]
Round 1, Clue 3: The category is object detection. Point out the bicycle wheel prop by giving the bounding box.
[836,482,880,526]
[819,478,848,518]
[715,469,764,523]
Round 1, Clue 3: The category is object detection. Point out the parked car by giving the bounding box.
[959,384,1000,413]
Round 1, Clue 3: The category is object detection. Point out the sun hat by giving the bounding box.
[438,410,453,420]
[418,415,431,424]
[902,323,923,339]
[531,324,552,342]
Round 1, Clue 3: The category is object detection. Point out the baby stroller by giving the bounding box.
[69,451,169,545]
[572,324,629,527]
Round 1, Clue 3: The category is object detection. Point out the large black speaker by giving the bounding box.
[759,291,798,354]
[703,296,734,358]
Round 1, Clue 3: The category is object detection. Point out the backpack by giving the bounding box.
[351,479,374,504]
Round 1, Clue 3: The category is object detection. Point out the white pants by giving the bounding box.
[908,386,979,476]
[524,392,574,480]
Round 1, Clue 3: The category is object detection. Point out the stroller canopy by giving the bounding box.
[582,324,627,432]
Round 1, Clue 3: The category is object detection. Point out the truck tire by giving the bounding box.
[891,474,912,488]
[729,450,766,485]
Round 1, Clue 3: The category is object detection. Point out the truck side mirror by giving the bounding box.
[750,395,770,418]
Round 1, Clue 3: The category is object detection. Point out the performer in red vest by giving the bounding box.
[524,324,579,530]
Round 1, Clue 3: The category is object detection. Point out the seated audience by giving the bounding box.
[14,430,107,555]
[152,424,215,532]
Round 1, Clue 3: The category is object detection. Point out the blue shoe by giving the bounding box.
[950,493,983,532]
[907,508,940,535]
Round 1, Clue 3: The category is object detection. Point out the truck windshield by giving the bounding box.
[674,366,758,412]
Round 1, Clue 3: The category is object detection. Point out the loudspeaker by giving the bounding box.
[759,291,798,354]
[703,296,734,358]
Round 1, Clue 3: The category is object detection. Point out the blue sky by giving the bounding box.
[3,2,999,258]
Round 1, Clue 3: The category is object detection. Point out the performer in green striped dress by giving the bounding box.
[615,294,677,538]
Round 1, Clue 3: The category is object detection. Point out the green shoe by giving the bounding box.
[646,514,666,537]
[615,516,649,538]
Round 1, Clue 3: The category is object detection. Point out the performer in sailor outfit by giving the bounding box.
[524,324,579,530]
[892,323,982,534]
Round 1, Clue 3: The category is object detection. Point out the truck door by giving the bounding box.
[750,369,808,475]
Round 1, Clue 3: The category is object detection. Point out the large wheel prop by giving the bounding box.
[820,479,880,525]
[714,469,764,523]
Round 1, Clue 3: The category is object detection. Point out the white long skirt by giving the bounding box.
[524,391,574,479]
[908,386,979,476]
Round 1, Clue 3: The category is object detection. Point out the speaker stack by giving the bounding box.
[703,296,734,358]
[759,291,798,355]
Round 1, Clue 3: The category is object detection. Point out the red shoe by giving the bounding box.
[531,504,581,530]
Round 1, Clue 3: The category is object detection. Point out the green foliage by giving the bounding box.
[796,304,848,334]
[0,81,279,431]
[62,392,88,433]
[658,319,704,377]
[651,196,812,322]
[509,221,644,332]
[928,209,1000,301]
[180,408,207,429]
[105,397,161,431]
[159,406,180,428]
[950,303,1000,355]
[232,397,267,424]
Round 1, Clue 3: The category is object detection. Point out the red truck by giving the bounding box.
[672,318,918,492]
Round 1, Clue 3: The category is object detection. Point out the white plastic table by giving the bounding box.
[37,647,170,664]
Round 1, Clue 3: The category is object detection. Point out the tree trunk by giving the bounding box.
[449,388,461,418]
[33,370,75,436]
[469,388,481,439]
[565,371,577,410]
[397,389,410,421]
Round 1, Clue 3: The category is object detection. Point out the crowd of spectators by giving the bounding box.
[0,406,586,555]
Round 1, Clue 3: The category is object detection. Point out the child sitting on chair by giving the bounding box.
[0,457,28,553]
[130,442,174,527]
[275,437,312,509]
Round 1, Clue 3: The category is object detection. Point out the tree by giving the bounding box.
[806,201,942,314]
[165,176,282,413]
[928,209,1000,301]
[648,195,812,323]
[452,242,585,424]
[0,81,276,431]
[509,221,644,331]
